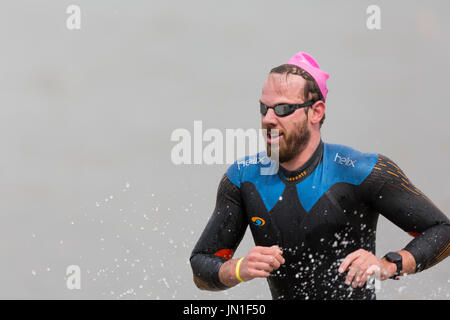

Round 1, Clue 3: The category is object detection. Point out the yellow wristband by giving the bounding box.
[235,257,245,282]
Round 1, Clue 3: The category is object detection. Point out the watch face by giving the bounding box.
[386,252,402,263]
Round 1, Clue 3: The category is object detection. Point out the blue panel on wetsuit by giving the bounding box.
[226,151,285,212]
[297,143,379,212]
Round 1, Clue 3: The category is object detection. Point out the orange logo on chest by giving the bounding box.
[251,217,266,226]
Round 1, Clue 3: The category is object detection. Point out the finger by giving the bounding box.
[268,246,285,265]
[270,245,281,252]
[273,254,286,264]
[352,269,364,288]
[339,251,363,273]
[345,266,359,286]
[358,271,370,288]
[355,263,371,287]
[250,261,274,273]
[366,265,381,279]
[273,253,285,265]
[260,246,282,256]
[254,246,284,266]
[256,254,281,270]
[247,269,270,278]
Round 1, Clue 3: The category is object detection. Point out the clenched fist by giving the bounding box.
[218,245,285,287]
[238,245,286,281]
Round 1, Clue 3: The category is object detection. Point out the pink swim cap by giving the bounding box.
[287,51,329,101]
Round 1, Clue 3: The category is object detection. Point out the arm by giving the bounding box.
[189,174,286,291]
[339,154,449,288]
[189,174,248,291]
[362,154,450,273]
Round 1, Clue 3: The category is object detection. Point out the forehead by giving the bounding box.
[261,72,306,102]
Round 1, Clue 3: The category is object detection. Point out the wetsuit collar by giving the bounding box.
[278,139,324,183]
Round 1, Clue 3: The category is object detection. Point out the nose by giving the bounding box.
[262,108,278,128]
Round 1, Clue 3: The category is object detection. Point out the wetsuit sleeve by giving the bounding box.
[361,154,450,272]
[190,174,248,290]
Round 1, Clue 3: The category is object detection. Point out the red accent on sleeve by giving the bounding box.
[408,232,420,237]
[214,249,234,260]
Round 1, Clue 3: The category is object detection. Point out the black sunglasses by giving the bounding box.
[260,101,316,117]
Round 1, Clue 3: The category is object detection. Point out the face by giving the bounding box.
[260,72,311,163]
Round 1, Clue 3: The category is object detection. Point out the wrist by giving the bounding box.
[235,257,246,282]
[383,252,403,279]
[219,259,241,287]
[382,258,398,278]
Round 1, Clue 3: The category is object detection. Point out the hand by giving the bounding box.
[338,249,397,288]
[238,245,285,281]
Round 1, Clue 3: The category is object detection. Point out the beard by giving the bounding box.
[266,117,311,163]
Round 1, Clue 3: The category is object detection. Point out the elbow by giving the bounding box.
[190,253,227,291]
[189,254,213,291]
[405,221,450,272]
[191,270,224,292]
[193,274,213,291]
[193,275,202,289]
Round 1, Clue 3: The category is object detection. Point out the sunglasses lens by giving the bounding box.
[260,103,268,115]
[275,104,294,117]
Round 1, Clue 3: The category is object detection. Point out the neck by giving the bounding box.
[280,132,321,171]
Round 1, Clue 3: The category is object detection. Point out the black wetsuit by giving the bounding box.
[190,140,450,299]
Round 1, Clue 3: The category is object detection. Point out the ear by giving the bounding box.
[309,101,325,125]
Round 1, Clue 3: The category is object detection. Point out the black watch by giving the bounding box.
[383,252,402,278]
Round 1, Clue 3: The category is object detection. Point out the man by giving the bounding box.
[190,51,450,299]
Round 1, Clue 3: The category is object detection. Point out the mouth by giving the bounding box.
[267,130,284,144]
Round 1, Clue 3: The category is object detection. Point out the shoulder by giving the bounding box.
[322,142,380,184]
[225,150,275,188]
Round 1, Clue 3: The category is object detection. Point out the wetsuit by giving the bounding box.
[190,140,450,299]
